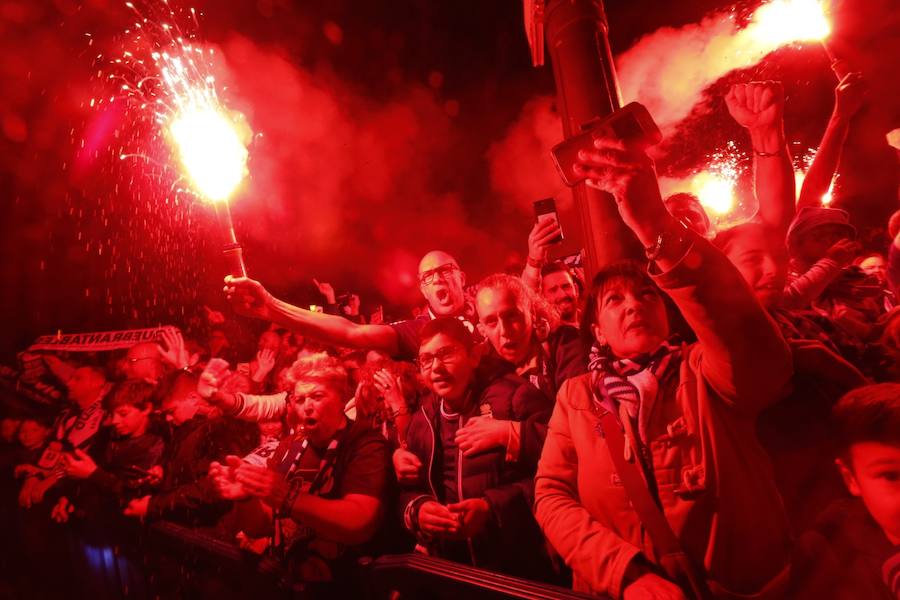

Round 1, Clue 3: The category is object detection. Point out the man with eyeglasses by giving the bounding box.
[121,342,164,383]
[396,317,553,579]
[224,250,478,361]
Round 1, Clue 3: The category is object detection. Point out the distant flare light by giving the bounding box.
[691,171,736,215]
[746,0,831,46]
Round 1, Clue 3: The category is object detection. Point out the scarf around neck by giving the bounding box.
[588,337,682,449]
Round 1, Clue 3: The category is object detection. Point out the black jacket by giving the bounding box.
[147,415,257,527]
[398,371,553,578]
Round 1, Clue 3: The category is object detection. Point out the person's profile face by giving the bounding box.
[665,196,710,237]
[839,442,900,544]
[110,404,151,438]
[723,228,788,310]
[859,255,887,283]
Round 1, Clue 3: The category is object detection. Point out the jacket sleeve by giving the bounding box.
[551,326,588,392]
[89,436,166,496]
[512,382,554,469]
[396,412,438,538]
[782,258,843,309]
[482,476,535,531]
[148,422,252,519]
[233,391,288,422]
[651,235,792,415]
[534,379,642,599]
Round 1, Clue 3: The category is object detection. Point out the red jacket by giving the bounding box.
[535,236,793,599]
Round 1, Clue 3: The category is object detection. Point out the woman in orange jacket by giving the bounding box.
[534,134,793,599]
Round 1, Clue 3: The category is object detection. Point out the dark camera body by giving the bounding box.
[550,102,662,187]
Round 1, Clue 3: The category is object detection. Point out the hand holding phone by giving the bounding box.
[551,102,661,187]
[533,198,563,247]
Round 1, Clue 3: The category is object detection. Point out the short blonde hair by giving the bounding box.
[285,351,350,400]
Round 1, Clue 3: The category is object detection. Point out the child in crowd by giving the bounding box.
[791,383,900,599]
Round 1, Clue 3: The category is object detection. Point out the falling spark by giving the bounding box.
[111,1,251,203]
[692,171,737,215]
[660,141,744,216]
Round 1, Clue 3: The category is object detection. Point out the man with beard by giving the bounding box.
[540,262,582,328]
[224,250,478,361]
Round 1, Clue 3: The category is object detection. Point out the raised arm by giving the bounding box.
[797,72,866,209]
[224,276,399,354]
[725,81,795,234]
[575,135,791,412]
[521,219,562,293]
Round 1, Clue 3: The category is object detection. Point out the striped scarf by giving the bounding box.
[588,337,682,449]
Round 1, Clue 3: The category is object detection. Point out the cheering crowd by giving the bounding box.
[3,74,900,600]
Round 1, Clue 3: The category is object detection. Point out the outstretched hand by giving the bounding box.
[725,81,784,131]
[527,219,562,265]
[157,328,192,370]
[209,455,250,501]
[252,349,277,383]
[224,276,274,321]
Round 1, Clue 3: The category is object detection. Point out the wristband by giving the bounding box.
[644,225,689,262]
[753,149,780,158]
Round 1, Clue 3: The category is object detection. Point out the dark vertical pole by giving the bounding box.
[544,0,642,279]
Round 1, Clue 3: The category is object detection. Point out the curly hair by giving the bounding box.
[475,273,559,340]
[285,351,351,401]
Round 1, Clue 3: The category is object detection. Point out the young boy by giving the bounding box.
[54,379,166,523]
[791,383,900,599]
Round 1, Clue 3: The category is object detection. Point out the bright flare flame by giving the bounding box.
[169,106,248,202]
[154,49,250,203]
[747,0,831,46]
[691,171,736,215]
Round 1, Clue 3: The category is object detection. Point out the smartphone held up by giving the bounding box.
[550,102,661,187]
[533,198,563,245]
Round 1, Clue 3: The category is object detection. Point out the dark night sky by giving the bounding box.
[1,0,895,360]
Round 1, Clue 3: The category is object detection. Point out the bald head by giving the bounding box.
[123,342,164,382]
[418,250,459,275]
[417,250,467,316]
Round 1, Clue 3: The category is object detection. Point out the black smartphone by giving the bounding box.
[534,198,563,244]
[550,102,662,187]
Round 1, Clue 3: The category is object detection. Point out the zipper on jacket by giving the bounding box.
[422,405,439,500]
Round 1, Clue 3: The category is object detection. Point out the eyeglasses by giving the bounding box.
[417,345,462,371]
[419,264,458,286]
